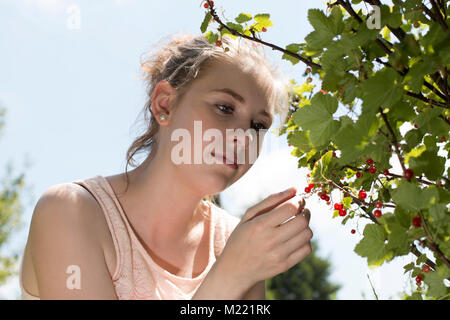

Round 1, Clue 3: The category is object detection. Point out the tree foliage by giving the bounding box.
[266,240,340,300]
[200,0,450,299]
[0,106,26,287]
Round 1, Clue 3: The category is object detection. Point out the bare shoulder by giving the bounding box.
[27,182,116,299]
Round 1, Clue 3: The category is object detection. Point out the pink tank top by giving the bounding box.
[19,175,240,299]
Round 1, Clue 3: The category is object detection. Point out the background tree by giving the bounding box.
[0,105,26,287]
[200,0,450,300]
[266,240,340,300]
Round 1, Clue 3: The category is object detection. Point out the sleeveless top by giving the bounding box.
[19,175,241,300]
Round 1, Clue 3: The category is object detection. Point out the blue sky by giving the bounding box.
[0,0,420,299]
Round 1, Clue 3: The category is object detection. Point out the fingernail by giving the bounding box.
[282,187,294,195]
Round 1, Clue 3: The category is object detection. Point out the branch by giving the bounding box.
[327,180,381,225]
[418,209,450,269]
[205,0,322,70]
[405,91,449,109]
[430,0,449,31]
[378,107,407,173]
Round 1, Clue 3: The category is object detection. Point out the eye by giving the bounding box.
[215,103,234,114]
[215,103,268,131]
[252,121,268,131]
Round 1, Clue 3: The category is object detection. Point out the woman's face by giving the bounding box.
[158,60,275,196]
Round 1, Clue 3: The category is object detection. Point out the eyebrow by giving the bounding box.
[209,87,273,123]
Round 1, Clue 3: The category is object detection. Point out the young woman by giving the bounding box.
[19,33,313,300]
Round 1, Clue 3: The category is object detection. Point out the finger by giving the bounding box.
[301,208,311,224]
[274,214,310,243]
[284,241,313,271]
[296,197,306,216]
[241,187,296,223]
[265,195,304,227]
[280,227,313,258]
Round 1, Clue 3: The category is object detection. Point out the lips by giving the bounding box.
[211,151,238,169]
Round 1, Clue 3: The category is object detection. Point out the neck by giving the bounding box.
[116,150,208,247]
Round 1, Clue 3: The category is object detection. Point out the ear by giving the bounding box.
[151,80,176,125]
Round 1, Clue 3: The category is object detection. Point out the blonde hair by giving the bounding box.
[123,32,291,205]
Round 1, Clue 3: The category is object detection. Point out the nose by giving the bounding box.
[225,127,254,152]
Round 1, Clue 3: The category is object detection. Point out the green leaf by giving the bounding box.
[201,12,212,33]
[403,262,414,274]
[342,197,352,209]
[423,265,450,298]
[226,22,244,34]
[292,93,340,147]
[254,13,274,28]
[391,181,439,212]
[354,224,394,267]
[409,150,445,181]
[204,31,218,44]
[235,13,252,24]
[386,220,410,256]
[308,9,335,38]
[361,68,403,113]
[287,130,313,153]
[282,43,303,65]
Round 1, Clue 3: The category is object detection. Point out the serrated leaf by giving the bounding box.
[354,224,394,267]
[423,265,450,298]
[391,181,439,212]
[292,93,340,147]
[254,13,273,28]
[361,68,403,113]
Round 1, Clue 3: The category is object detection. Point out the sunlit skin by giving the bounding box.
[104,59,275,277]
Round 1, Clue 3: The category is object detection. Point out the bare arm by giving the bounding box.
[241,280,266,300]
[29,184,117,299]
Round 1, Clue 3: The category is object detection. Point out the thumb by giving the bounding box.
[240,187,297,224]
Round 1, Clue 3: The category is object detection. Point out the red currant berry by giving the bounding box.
[404,169,414,180]
[422,265,431,273]
[375,201,383,208]
[326,201,330,205]
[320,193,327,200]
[339,209,347,216]
[373,209,382,218]
[441,136,446,142]
[324,195,330,201]
[359,190,367,200]
[366,158,374,165]
[215,40,222,46]
[414,123,418,128]
[308,183,314,189]
[415,275,423,284]
[356,172,362,178]
[306,77,313,83]
[369,166,376,174]
[305,187,311,193]
[262,27,267,32]
[334,203,342,210]
[383,169,390,175]
[412,216,421,227]
[306,68,311,74]
[204,2,209,8]
[307,173,311,177]
[351,229,356,234]
[210,0,214,5]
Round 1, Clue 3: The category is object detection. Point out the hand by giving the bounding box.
[216,187,313,288]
